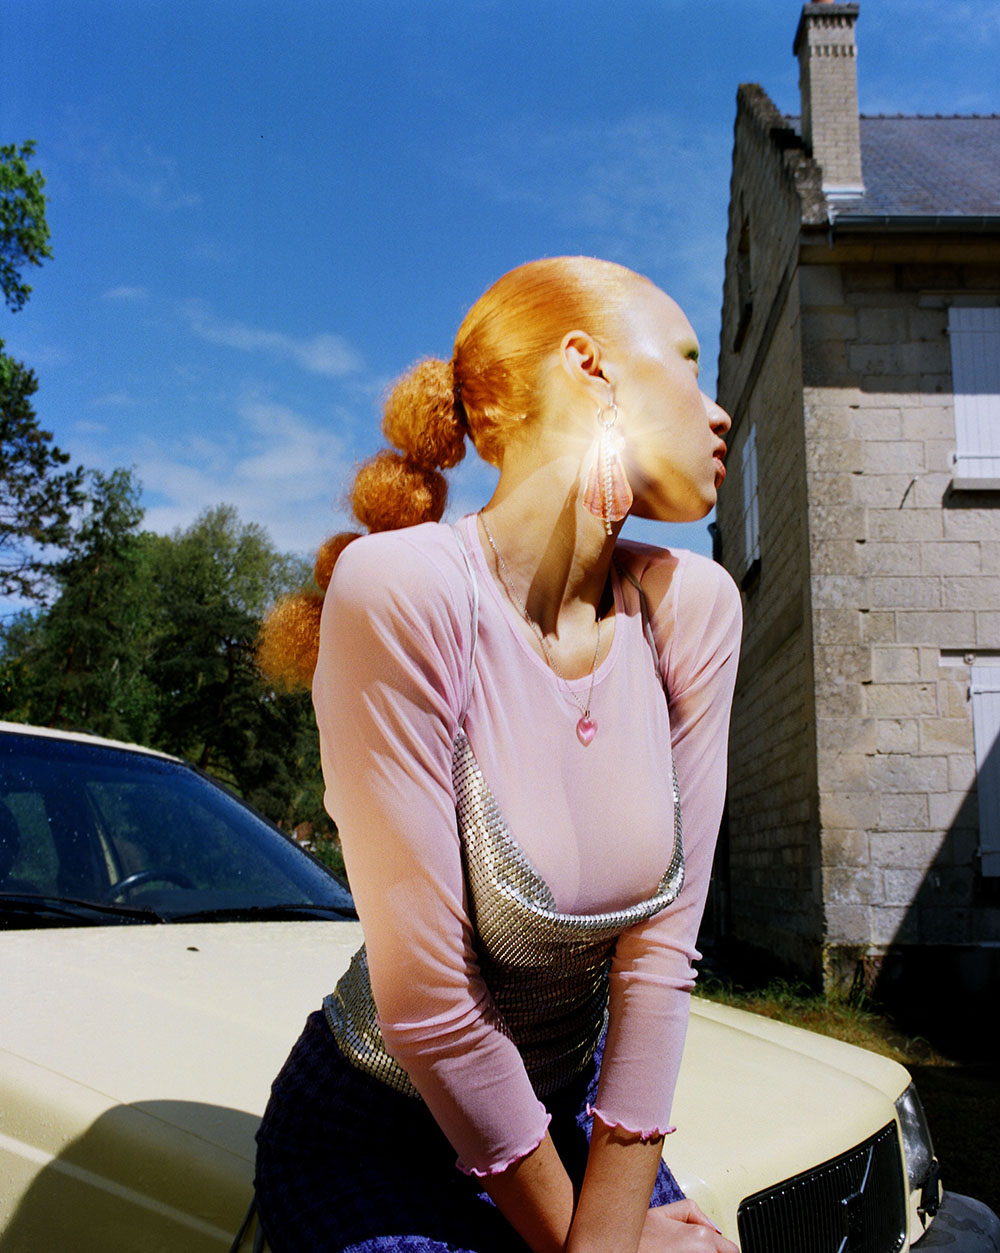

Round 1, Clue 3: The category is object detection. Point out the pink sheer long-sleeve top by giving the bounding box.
[313,514,741,1176]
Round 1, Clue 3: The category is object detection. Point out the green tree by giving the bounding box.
[0,468,154,739]
[1,357,85,599]
[146,506,317,811]
[1,141,52,313]
[1,140,84,599]
[0,492,334,843]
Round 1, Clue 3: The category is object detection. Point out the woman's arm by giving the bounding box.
[482,552,742,1253]
[316,534,740,1249]
[590,549,742,1137]
[569,1122,667,1251]
[314,530,551,1175]
[553,549,742,1252]
[481,1132,576,1253]
[482,1123,737,1253]
[480,1124,662,1253]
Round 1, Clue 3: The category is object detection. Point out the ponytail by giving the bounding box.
[257,358,467,688]
[258,256,649,688]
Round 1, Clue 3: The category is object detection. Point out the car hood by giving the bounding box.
[670,996,910,1224]
[1,921,361,1158]
[0,922,911,1240]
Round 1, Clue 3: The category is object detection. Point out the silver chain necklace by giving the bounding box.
[478,511,603,746]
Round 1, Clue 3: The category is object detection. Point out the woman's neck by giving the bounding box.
[478,452,621,640]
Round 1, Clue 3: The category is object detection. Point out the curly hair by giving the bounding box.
[258,256,652,688]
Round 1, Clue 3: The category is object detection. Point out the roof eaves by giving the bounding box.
[830,214,1000,235]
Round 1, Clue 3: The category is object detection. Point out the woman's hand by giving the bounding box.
[639,1200,739,1252]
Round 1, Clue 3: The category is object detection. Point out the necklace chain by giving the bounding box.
[478,511,603,724]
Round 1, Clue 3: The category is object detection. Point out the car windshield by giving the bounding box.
[0,729,354,926]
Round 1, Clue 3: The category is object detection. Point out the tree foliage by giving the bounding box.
[145,504,316,814]
[1,356,85,598]
[0,142,334,851]
[0,469,154,738]
[0,141,52,314]
[0,485,332,841]
[1,140,84,598]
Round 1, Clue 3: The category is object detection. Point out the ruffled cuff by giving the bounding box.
[587,1103,675,1141]
[456,1110,552,1178]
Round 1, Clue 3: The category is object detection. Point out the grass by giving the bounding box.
[694,976,1000,1214]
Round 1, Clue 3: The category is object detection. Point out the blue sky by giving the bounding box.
[3,0,998,569]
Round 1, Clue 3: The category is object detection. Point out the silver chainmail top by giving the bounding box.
[324,727,685,1100]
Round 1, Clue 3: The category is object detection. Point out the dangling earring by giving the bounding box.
[583,385,633,534]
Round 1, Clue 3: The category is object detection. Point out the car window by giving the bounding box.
[1,791,59,890]
[0,730,353,921]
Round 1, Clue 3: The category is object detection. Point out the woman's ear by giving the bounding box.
[559,330,606,394]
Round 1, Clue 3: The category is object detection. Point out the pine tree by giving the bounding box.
[1,141,84,599]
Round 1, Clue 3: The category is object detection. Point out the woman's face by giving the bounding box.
[613,286,731,524]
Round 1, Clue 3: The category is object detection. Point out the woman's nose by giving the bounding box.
[703,392,732,435]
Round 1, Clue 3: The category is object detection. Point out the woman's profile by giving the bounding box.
[254,256,742,1252]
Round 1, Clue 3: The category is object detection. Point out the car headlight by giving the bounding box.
[895,1083,940,1215]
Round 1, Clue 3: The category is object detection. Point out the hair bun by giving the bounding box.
[382,358,466,471]
[256,590,324,689]
[351,450,447,531]
[314,532,361,592]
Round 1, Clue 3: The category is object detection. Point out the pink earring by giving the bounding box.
[583,387,633,534]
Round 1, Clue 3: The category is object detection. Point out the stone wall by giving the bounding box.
[716,81,1000,995]
[798,238,1000,990]
[715,89,826,978]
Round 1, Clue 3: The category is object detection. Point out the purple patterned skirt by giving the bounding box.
[254,1010,684,1252]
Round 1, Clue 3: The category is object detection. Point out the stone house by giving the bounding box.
[712,0,1000,1027]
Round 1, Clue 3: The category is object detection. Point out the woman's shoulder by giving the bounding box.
[328,521,475,626]
[615,538,741,684]
[615,538,739,620]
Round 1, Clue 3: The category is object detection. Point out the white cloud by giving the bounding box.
[90,391,138,408]
[134,396,359,553]
[62,114,201,213]
[101,285,149,302]
[124,391,506,555]
[183,302,364,378]
[4,340,72,368]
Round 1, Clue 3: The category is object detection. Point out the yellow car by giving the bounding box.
[1,721,997,1252]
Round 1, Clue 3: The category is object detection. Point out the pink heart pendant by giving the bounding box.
[576,717,597,746]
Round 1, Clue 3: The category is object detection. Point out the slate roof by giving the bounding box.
[786,114,1000,220]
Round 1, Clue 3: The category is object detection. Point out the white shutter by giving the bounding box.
[741,424,760,570]
[971,665,1000,877]
[948,307,1000,485]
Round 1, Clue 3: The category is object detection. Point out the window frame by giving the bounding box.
[740,422,761,585]
[948,306,1000,491]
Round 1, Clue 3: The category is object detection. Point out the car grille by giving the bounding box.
[737,1121,907,1253]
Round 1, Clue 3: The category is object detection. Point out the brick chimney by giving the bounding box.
[794,1,864,202]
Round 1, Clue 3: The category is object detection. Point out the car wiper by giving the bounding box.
[0,893,166,927]
[167,902,356,923]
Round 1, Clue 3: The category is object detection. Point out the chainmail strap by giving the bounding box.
[324,530,684,1097]
[324,728,683,1099]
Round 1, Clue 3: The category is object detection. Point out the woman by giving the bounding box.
[255,256,741,1252]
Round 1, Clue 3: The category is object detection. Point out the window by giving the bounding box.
[741,423,761,582]
[948,307,1000,489]
[971,666,1000,877]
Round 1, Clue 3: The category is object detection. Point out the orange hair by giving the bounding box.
[258,256,652,688]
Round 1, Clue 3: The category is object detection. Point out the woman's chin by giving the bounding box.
[629,493,715,526]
